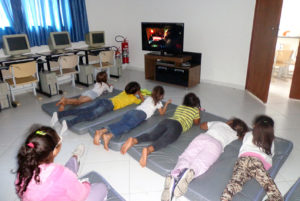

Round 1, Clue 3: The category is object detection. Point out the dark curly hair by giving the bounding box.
[96,71,108,84]
[228,118,249,139]
[124,81,141,94]
[182,93,201,108]
[16,125,60,196]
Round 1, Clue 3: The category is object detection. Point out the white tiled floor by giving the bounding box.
[0,69,299,201]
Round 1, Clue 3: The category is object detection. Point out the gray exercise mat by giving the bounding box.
[88,102,178,151]
[41,89,139,134]
[127,111,293,201]
[80,171,126,201]
[284,178,300,201]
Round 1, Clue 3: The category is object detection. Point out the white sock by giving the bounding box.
[60,120,68,136]
[50,112,58,127]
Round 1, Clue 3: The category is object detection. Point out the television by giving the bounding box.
[2,34,31,57]
[141,22,184,55]
[48,31,71,51]
[85,31,105,47]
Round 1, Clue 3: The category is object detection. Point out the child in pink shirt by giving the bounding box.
[15,125,107,201]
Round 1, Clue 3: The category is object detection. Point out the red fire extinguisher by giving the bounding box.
[115,35,129,64]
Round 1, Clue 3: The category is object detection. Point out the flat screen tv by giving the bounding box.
[141,22,184,55]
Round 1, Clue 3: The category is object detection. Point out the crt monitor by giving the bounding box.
[48,31,71,51]
[85,31,105,47]
[2,34,31,57]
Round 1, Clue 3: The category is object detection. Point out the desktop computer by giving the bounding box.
[39,71,58,96]
[0,82,10,110]
[78,65,94,85]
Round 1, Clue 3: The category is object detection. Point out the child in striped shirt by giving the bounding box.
[121,93,201,167]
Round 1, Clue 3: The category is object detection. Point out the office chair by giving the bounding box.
[52,54,80,88]
[5,61,39,101]
[92,50,115,79]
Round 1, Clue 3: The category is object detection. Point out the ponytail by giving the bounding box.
[16,125,60,196]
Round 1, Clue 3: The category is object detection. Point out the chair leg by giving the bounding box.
[72,74,75,87]
[10,88,15,102]
[33,84,37,96]
[107,68,110,79]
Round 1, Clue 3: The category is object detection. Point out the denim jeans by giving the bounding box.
[136,119,182,151]
[58,99,114,127]
[108,109,147,137]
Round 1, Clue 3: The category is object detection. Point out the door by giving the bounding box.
[245,0,283,103]
[290,41,300,99]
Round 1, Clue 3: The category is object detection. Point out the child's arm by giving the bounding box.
[158,99,172,115]
[200,122,208,130]
[193,118,200,125]
[107,83,114,93]
[137,90,145,102]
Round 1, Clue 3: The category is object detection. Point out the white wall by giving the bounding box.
[279,0,300,36]
[86,0,256,88]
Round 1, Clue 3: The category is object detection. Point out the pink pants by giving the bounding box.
[171,134,223,178]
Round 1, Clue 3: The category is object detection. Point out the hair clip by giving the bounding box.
[27,142,35,148]
[263,120,268,123]
[36,130,47,135]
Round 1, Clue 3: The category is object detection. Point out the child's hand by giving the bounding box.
[166,99,172,104]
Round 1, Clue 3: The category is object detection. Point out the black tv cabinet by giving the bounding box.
[144,52,201,87]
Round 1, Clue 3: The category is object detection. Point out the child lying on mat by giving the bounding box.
[15,125,107,201]
[121,93,201,167]
[161,118,248,201]
[93,85,172,151]
[221,115,283,201]
[51,81,144,134]
[56,72,113,111]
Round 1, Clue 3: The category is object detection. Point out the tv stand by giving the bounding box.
[144,52,201,87]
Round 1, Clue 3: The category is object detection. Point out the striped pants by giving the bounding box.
[221,156,283,201]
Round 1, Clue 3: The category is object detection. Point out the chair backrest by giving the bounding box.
[275,50,293,65]
[99,50,115,64]
[9,61,37,78]
[58,55,78,69]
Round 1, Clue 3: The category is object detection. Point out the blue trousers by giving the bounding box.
[107,110,147,137]
[58,99,114,127]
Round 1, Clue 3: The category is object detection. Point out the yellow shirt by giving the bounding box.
[170,105,200,133]
[110,91,141,110]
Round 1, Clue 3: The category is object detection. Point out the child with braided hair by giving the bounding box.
[15,125,107,201]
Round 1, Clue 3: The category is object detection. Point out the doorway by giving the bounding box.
[269,0,300,100]
[245,0,300,103]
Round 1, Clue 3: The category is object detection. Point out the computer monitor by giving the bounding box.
[2,34,31,57]
[48,31,71,51]
[85,31,105,47]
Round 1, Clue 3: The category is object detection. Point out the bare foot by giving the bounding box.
[58,104,65,112]
[56,97,65,106]
[93,130,104,145]
[121,137,136,155]
[103,133,113,151]
[139,148,149,168]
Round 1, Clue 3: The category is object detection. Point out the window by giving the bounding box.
[21,0,72,31]
[0,3,11,29]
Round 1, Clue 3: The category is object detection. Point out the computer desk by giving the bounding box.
[0,54,40,81]
[74,46,112,64]
[36,49,79,71]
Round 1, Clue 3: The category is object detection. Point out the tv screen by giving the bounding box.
[142,22,184,55]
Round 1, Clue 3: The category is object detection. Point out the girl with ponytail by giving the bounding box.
[15,125,107,201]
